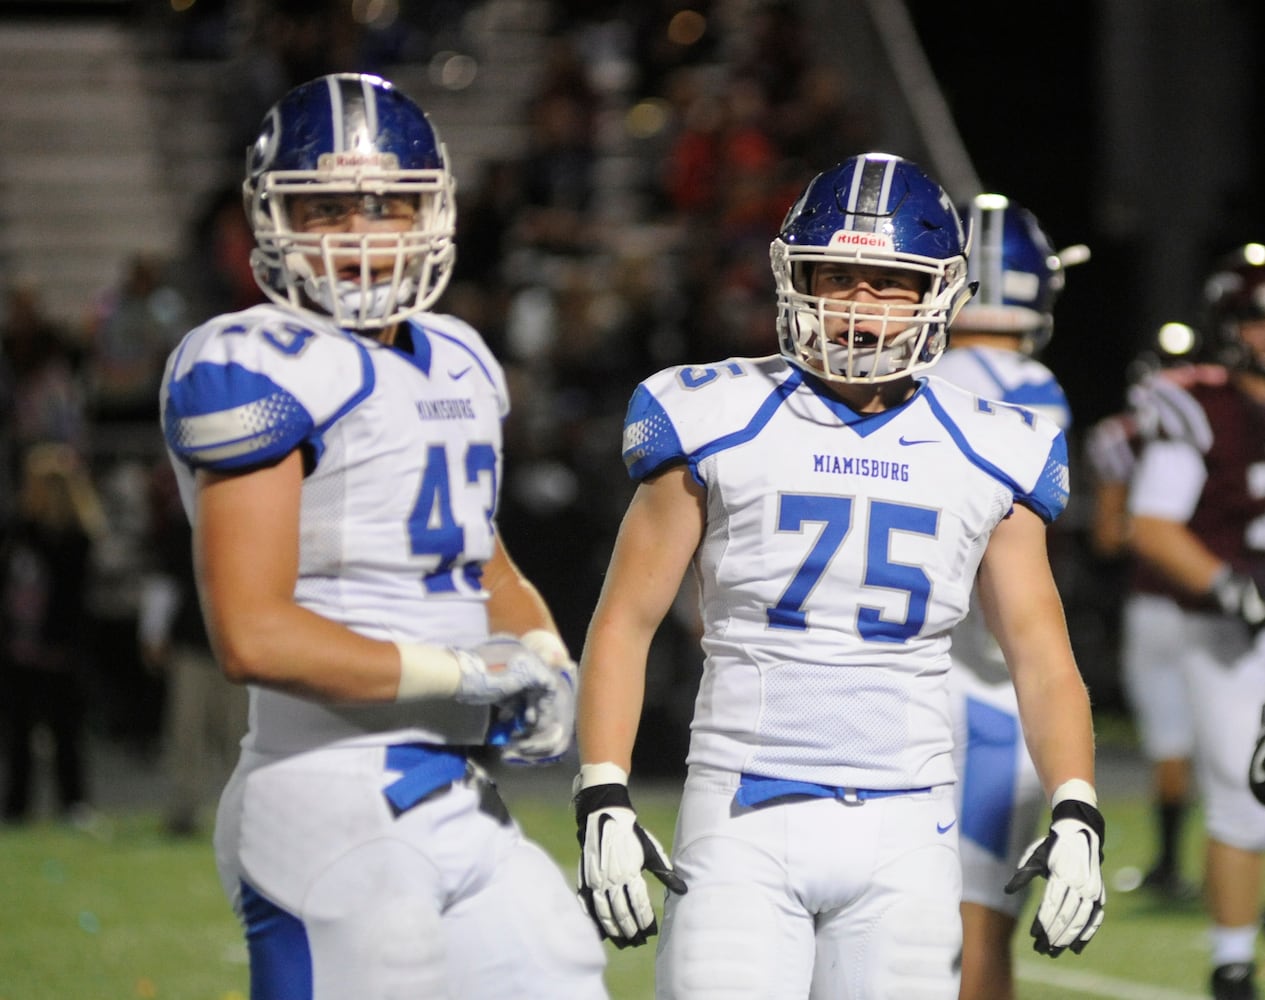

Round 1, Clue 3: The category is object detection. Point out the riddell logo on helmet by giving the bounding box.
[830,231,893,249]
[318,152,401,171]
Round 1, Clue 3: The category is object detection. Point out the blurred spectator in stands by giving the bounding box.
[1,443,106,825]
[138,459,246,837]
[85,253,185,425]
[0,279,88,466]
[775,63,880,178]
[628,0,721,101]
[730,0,810,112]
[179,183,267,328]
[445,159,525,355]
[218,0,366,163]
[660,66,725,219]
[516,87,600,256]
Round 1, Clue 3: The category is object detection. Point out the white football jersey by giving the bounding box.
[932,345,1072,432]
[622,355,1069,789]
[161,303,509,754]
[933,345,1072,684]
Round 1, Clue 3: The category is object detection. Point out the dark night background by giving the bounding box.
[909,0,1265,428]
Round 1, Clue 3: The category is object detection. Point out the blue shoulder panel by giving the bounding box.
[1031,432,1070,522]
[164,361,316,471]
[622,384,685,481]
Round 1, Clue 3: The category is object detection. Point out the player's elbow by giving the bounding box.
[205,613,281,686]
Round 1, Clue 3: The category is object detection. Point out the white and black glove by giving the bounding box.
[498,630,576,766]
[1211,567,1265,636]
[1005,780,1106,957]
[574,763,687,948]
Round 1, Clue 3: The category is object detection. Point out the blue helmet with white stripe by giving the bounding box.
[771,153,973,383]
[244,73,456,328]
[958,193,1069,354]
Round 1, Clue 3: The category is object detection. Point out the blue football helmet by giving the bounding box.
[244,73,456,329]
[958,194,1069,353]
[770,153,973,383]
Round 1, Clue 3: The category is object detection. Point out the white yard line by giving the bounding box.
[1018,961,1204,1000]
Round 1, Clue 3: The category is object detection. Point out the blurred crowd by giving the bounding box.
[0,0,1119,821]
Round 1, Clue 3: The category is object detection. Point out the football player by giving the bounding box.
[932,193,1082,1000]
[1128,244,1265,1000]
[573,154,1104,998]
[160,74,607,999]
[1085,336,1224,908]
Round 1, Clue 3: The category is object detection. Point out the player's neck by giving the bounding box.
[822,377,917,413]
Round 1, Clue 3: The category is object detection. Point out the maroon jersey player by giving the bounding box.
[1128,244,1265,1000]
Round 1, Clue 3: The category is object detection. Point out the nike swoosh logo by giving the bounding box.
[449,366,472,380]
[899,436,937,446]
[936,819,956,834]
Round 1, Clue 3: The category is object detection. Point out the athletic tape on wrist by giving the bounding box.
[1051,777,1098,809]
[575,761,628,794]
[393,642,461,701]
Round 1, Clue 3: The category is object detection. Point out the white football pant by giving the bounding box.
[656,765,961,999]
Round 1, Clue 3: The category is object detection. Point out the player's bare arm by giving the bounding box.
[1130,514,1226,596]
[976,503,1095,794]
[578,465,705,771]
[482,529,562,638]
[196,451,408,702]
[198,455,548,707]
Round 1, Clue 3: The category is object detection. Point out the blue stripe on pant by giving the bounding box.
[242,881,312,1000]
[960,697,1019,858]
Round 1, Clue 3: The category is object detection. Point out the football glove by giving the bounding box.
[574,763,687,948]
[1005,784,1106,957]
[499,630,577,766]
[452,635,556,706]
[1211,567,1265,636]
[1249,705,1265,806]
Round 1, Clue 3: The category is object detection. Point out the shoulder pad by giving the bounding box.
[1129,369,1215,453]
[922,376,1069,522]
[622,357,792,480]
[934,347,1072,431]
[162,305,372,471]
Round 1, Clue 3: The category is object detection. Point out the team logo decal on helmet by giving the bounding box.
[243,73,457,329]
[771,153,973,383]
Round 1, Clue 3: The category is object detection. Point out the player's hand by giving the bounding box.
[498,630,577,766]
[499,665,575,765]
[574,763,687,948]
[452,635,555,706]
[1005,794,1106,957]
[1211,568,1265,635]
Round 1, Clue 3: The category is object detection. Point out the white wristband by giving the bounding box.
[1051,778,1098,809]
[393,642,462,702]
[520,628,570,668]
[574,761,629,795]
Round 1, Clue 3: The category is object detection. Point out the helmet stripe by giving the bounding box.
[325,75,379,154]
[843,156,897,232]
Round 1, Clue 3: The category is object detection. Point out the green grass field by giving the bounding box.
[0,752,1244,1000]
